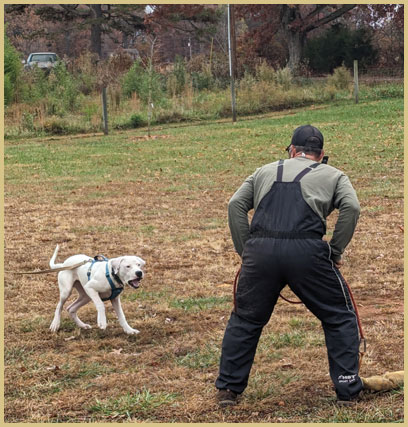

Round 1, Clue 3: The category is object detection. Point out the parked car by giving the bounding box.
[23,52,58,70]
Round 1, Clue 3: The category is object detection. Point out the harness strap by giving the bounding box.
[102,262,123,301]
[87,256,124,301]
[87,260,97,281]
[87,254,110,280]
[105,262,116,289]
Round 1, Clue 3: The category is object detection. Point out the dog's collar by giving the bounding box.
[110,268,124,287]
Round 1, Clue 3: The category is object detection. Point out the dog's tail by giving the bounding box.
[49,244,64,269]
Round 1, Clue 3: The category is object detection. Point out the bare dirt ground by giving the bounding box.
[4,168,404,422]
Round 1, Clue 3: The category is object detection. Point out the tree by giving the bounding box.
[144,5,221,62]
[304,24,377,73]
[5,4,146,59]
[145,4,219,37]
[4,32,22,105]
[236,5,358,73]
[282,5,357,72]
[357,4,404,30]
[350,4,403,72]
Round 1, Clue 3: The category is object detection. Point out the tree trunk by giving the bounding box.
[280,5,305,74]
[122,33,129,49]
[64,31,72,56]
[286,30,305,74]
[90,4,102,58]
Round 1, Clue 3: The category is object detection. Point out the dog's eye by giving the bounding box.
[126,265,130,269]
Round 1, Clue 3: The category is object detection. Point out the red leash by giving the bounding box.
[342,276,367,369]
[232,267,366,366]
[232,267,240,312]
[278,293,303,304]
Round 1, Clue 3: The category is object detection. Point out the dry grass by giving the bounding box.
[4,99,403,422]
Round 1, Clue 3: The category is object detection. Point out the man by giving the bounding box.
[215,125,364,407]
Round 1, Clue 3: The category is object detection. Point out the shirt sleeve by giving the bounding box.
[330,174,360,262]
[228,174,255,256]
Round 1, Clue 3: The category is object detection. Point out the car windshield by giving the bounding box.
[31,54,56,62]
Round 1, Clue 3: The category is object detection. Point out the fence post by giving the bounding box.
[102,87,108,135]
[353,60,359,104]
[227,4,237,123]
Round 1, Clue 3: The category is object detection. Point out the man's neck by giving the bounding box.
[292,152,317,161]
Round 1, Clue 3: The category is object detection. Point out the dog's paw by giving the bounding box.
[80,323,92,330]
[98,321,107,330]
[97,314,107,330]
[125,328,140,335]
[49,321,60,332]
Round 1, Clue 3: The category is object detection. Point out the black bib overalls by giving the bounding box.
[216,160,363,401]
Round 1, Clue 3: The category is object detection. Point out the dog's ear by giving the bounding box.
[139,257,146,267]
[111,257,124,275]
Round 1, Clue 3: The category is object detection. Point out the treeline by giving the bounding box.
[6,4,403,74]
[4,4,404,137]
[4,36,403,138]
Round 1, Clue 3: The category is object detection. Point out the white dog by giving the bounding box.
[49,245,145,334]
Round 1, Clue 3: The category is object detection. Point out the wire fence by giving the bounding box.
[301,66,403,84]
[357,66,403,80]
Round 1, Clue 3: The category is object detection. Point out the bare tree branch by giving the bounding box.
[303,5,357,33]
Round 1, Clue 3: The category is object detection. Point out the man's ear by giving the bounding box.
[288,145,296,158]
[111,257,124,275]
[288,144,293,159]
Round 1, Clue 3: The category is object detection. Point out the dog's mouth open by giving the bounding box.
[128,278,142,289]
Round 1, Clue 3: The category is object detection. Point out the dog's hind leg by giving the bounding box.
[50,271,74,332]
[66,281,88,312]
[66,281,92,329]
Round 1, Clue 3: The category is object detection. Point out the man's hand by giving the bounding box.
[334,260,344,269]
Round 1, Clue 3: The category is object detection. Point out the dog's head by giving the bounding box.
[111,256,146,289]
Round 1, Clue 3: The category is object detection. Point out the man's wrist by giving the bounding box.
[331,253,342,264]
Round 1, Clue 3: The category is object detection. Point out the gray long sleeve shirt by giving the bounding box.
[228,157,360,263]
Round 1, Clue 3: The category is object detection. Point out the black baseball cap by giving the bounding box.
[290,125,324,149]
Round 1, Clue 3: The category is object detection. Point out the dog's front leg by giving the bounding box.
[84,284,107,330]
[111,296,140,335]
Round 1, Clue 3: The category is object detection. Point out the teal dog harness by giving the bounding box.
[87,255,124,301]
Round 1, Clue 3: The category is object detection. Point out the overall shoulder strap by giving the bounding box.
[276,159,285,182]
[293,162,320,182]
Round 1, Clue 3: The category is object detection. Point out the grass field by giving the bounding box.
[4,97,404,422]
